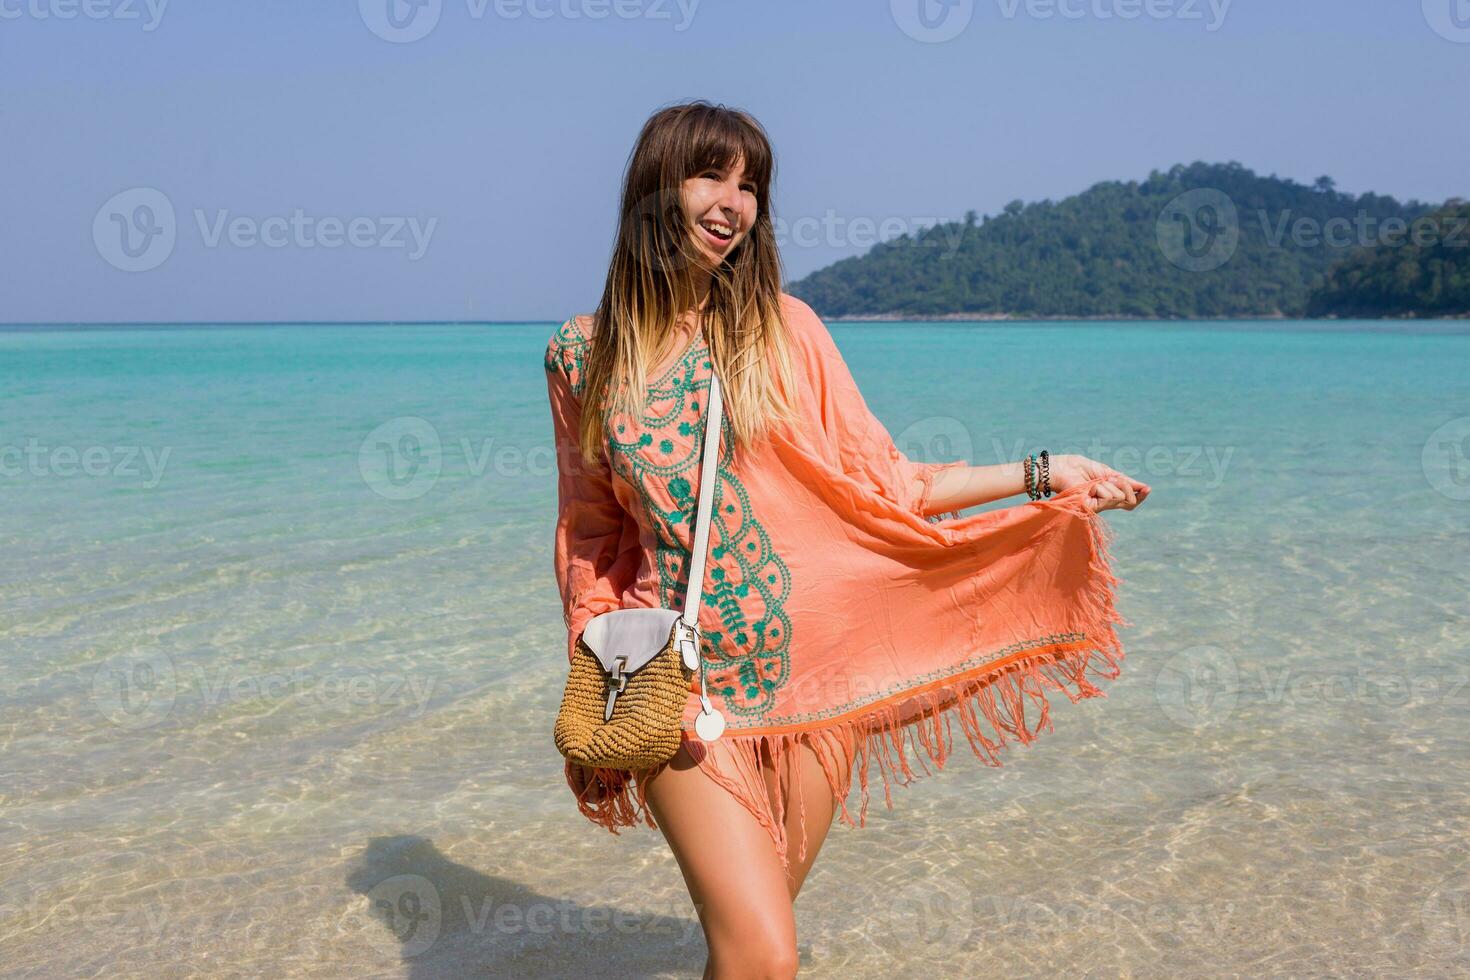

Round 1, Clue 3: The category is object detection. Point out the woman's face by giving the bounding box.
[680,155,758,267]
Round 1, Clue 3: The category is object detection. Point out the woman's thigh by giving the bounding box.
[642,741,798,970]
[757,739,842,901]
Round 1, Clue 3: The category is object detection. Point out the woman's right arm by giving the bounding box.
[545,335,641,665]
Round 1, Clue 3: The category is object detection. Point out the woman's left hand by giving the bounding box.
[1046,453,1150,513]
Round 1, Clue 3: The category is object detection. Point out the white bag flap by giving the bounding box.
[581,607,683,676]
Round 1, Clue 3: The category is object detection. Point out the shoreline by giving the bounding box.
[823,311,1470,322]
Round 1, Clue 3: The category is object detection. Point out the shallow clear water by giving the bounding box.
[2,319,1468,977]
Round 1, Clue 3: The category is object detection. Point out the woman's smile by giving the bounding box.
[697,217,737,248]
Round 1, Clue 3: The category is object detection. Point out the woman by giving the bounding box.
[544,100,1148,977]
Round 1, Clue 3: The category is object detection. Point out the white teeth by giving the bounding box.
[701,221,733,237]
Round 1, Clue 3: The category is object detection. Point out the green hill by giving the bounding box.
[1305,201,1470,318]
[786,162,1433,319]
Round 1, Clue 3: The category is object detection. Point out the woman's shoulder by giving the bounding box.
[777,292,838,359]
[778,292,818,329]
[543,314,595,387]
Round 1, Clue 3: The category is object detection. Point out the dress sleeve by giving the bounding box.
[545,327,642,665]
[796,303,968,517]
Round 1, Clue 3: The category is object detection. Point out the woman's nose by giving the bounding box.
[717,179,744,211]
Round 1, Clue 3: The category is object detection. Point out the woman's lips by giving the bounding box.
[698,221,734,249]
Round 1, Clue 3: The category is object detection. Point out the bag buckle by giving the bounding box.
[674,620,700,672]
[603,655,629,722]
[605,655,629,694]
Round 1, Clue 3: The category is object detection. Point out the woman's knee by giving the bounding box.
[707,927,799,980]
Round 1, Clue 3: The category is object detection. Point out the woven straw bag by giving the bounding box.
[553,372,728,771]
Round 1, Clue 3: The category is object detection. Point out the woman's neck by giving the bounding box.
[687,271,715,314]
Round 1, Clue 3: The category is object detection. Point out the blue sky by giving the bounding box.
[3,0,1466,323]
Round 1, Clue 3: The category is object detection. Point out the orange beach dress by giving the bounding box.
[543,293,1128,872]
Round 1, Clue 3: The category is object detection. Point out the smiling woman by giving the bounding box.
[543,99,1143,978]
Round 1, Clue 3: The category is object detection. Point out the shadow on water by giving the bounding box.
[344,834,710,978]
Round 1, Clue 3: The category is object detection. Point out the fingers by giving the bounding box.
[1087,480,1122,512]
[1093,473,1146,514]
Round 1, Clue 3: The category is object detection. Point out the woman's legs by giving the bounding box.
[643,737,846,978]
[644,740,801,980]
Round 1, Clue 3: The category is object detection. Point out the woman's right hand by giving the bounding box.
[567,762,607,804]
[1047,453,1150,513]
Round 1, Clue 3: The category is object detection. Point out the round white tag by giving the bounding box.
[694,707,726,742]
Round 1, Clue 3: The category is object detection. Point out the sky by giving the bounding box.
[2,0,1467,323]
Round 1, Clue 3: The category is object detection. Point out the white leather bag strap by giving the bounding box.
[681,371,722,630]
[679,369,727,739]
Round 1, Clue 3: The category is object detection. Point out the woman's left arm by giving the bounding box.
[925,453,1152,514]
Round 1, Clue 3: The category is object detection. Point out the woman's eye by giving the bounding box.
[741,185,756,194]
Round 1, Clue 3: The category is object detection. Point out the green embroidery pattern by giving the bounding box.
[545,318,793,720]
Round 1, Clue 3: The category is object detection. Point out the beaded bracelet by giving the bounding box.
[1024,450,1054,501]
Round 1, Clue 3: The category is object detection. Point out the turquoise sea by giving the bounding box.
[2,320,1468,977]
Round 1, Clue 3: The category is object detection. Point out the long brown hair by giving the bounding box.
[573,100,802,466]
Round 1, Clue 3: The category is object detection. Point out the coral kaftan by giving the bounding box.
[543,293,1128,872]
